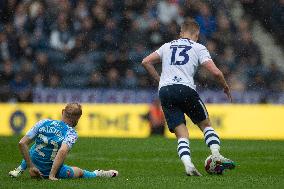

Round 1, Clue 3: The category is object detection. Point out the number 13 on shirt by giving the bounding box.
[170,45,192,65]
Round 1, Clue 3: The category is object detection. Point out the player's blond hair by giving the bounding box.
[181,18,200,35]
[63,103,82,126]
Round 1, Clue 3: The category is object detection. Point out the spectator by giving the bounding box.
[35,52,53,86]
[13,2,27,33]
[101,53,121,74]
[146,20,163,49]
[20,59,34,82]
[91,3,107,30]
[4,23,18,59]
[0,60,14,101]
[195,2,216,39]
[138,75,151,88]
[88,71,106,88]
[25,1,50,48]
[228,72,246,92]
[214,13,234,48]
[48,73,61,89]
[118,50,131,73]
[100,18,120,51]
[127,21,146,47]
[79,16,99,53]
[180,0,200,18]
[33,73,44,89]
[157,0,183,25]
[136,9,156,32]
[120,9,134,34]
[148,99,165,135]
[74,0,89,20]
[271,0,284,43]
[122,69,138,89]
[16,34,34,60]
[206,39,218,61]
[106,68,120,88]
[237,17,251,33]
[50,12,75,53]
[218,47,237,70]
[9,72,32,102]
[234,31,262,66]
[67,34,84,60]
[162,21,179,43]
[265,63,284,92]
[0,0,19,23]
[0,32,11,61]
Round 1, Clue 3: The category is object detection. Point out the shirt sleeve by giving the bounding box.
[155,43,166,58]
[26,119,49,139]
[198,45,212,64]
[62,129,78,149]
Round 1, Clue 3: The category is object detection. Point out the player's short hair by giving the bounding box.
[181,18,200,35]
[63,103,82,125]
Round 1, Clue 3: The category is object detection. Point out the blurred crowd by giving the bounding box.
[0,0,283,102]
[240,0,284,46]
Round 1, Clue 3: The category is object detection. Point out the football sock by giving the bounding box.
[82,170,97,178]
[177,138,192,166]
[203,127,220,156]
[20,159,27,170]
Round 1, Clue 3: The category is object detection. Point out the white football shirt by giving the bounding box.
[155,38,212,90]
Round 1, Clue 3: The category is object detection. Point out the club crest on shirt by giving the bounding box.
[173,76,182,82]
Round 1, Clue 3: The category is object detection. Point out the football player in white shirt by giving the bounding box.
[142,19,235,176]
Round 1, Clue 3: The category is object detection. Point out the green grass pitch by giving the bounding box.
[1,136,284,189]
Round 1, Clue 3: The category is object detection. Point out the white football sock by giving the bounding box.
[177,138,193,167]
[203,127,221,156]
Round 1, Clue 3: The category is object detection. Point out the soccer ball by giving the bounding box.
[204,155,224,174]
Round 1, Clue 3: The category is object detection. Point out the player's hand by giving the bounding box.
[49,175,59,181]
[29,166,43,179]
[223,86,232,103]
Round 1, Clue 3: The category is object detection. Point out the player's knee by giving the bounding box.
[197,119,211,131]
[72,167,83,178]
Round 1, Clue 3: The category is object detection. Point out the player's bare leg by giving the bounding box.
[197,119,235,171]
[72,167,84,178]
[174,124,202,176]
[70,167,118,179]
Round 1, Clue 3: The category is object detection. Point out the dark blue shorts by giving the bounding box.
[159,84,209,133]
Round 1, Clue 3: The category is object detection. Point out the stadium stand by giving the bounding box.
[240,0,284,46]
[0,0,283,102]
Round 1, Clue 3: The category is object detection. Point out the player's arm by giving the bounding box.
[49,143,70,180]
[18,120,49,178]
[49,129,77,180]
[141,52,161,82]
[18,136,43,178]
[18,136,34,168]
[202,60,232,102]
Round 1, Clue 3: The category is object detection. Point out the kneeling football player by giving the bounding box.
[9,103,118,180]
